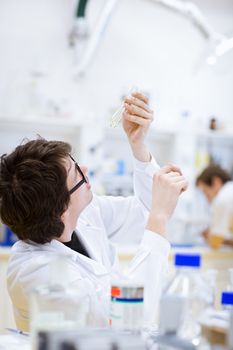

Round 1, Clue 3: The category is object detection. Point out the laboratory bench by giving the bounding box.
[0,332,30,350]
[117,243,233,272]
[0,320,231,350]
[117,243,233,309]
[0,245,233,333]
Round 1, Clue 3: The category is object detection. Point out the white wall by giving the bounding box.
[80,0,233,131]
[0,0,232,130]
[0,0,232,178]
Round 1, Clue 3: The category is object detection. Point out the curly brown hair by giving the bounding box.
[0,138,71,243]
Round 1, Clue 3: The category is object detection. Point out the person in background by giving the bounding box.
[196,164,233,248]
[0,92,187,331]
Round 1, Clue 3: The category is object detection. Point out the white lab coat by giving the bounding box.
[7,157,170,332]
[210,181,233,239]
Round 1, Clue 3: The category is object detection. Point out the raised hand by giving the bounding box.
[147,164,188,236]
[123,91,154,146]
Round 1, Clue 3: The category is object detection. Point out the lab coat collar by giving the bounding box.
[12,239,78,264]
[77,220,106,263]
[77,197,115,268]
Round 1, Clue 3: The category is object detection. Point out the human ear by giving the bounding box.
[60,209,68,223]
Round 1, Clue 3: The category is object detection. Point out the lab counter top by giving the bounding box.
[116,243,233,265]
[0,333,30,350]
[117,243,233,311]
[0,244,233,333]
[1,243,233,261]
[0,246,12,260]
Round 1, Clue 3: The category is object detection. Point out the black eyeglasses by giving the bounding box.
[69,155,88,195]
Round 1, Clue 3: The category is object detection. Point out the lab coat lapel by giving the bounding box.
[75,252,109,276]
[77,219,108,265]
[48,236,110,276]
[77,221,119,273]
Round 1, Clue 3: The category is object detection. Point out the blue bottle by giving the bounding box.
[221,291,233,348]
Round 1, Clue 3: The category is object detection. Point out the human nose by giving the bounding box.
[80,165,88,177]
[80,165,88,181]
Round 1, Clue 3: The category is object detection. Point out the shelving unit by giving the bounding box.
[102,126,233,179]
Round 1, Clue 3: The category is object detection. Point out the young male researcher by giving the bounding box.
[0,92,188,331]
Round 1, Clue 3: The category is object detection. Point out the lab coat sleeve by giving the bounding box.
[133,156,160,211]
[126,230,171,327]
[95,156,160,242]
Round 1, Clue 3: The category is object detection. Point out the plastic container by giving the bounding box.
[110,279,144,333]
[202,269,218,308]
[221,291,233,349]
[30,254,89,349]
[164,253,213,340]
[227,268,233,291]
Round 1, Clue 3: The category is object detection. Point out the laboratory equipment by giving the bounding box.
[164,254,213,341]
[30,254,89,348]
[109,87,138,128]
[157,294,195,349]
[227,268,233,291]
[109,104,125,129]
[221,291,233,349]
[198,291,233,348]
[202,269,218,308]
[36,328,147,350]
[73,0,118,77]
[110,279,144,333]
[156,294,211,350]
[151,0,233,69]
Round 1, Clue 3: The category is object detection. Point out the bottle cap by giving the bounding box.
[174,253,201,268]
[221,291,233,305]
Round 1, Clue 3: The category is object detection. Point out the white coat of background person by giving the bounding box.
[2,92,188,332]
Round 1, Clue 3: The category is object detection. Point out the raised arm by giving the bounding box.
[127,164,188,326]
[123,91,153,162]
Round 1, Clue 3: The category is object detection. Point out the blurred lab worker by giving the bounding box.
[0,92,188,332]
[196,164,233,248]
